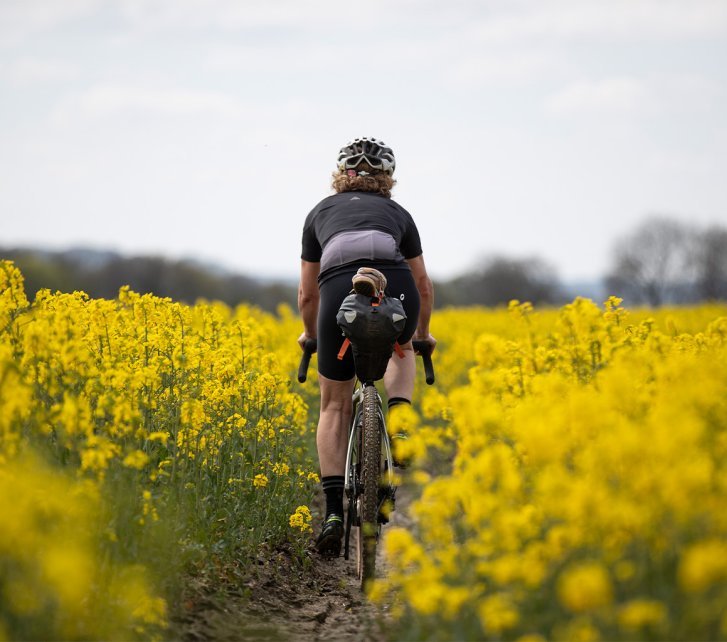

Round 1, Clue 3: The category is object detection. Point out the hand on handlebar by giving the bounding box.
[298,332,316,351]
[297,336,317,383]
[411,337,436,385]
[414,333,437,354]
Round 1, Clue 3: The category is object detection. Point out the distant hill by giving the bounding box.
[0,246,298,313]
[2,245,611,311]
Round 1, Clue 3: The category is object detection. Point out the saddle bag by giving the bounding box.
[336,293,407,381]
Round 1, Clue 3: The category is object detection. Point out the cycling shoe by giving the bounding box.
[315,514,344,557]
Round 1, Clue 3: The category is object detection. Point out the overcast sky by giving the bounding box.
[1,0,726,283]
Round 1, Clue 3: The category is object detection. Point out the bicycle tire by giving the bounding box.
[356,384,381,590]
[344,406,361,562]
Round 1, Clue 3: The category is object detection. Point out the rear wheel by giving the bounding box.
[356,384,381,590]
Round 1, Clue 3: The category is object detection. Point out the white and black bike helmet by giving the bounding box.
[337,137,396,176]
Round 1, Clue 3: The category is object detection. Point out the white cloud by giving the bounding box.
[469,0,727,43]
[0,57,79,84]
[447,49,569,88]
[3,0,726,47]
[1,0,456,42]
[0,0,101,45]
[51,84,246,122]
[545,77,653,116]
[545,73,726,118]
[114,0,399,33]
[654,74,726,114]
[646,149,715,175]
[105,0,727,40]
[204,23,573,89]
[205,43,335,73]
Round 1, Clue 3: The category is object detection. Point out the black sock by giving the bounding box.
[387,397,411,410]
[321,475,344,519]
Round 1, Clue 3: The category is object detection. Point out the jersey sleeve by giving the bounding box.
[301,209,322,262]
[397,206,423,259]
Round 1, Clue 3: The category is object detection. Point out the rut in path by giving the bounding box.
[174,484,415,642]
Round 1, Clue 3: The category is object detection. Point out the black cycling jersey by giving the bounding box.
[300,190,424,380]
[301,192,422,283]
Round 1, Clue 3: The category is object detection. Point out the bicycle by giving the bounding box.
[298,338,435,590]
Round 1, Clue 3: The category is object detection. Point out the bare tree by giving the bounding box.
[694,224,727,301]
[441,255,563,307]
[604,217,697,306]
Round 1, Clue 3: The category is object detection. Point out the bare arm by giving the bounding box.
[407,254,436,349]
[297,260,320,349]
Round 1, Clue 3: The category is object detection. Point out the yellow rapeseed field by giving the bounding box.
[377,297,727,641]
[0,261,318,640]
[3,258,727,641]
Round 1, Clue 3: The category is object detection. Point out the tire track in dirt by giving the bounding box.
[174,484,414,641]
[250,483,414,641]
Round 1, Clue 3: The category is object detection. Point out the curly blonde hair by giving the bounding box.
[331,162,396,198]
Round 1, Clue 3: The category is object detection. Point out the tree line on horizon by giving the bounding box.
[2,216,726,311]
[605,216,727,306]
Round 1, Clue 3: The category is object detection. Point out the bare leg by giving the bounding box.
[316,374,356,477]
[383,340,415,402]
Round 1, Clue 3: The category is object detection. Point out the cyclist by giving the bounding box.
[297,137,436,556]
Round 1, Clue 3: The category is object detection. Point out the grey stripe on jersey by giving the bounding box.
[320,230,405,274]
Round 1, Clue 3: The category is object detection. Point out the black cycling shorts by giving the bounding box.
[317,264,420,381]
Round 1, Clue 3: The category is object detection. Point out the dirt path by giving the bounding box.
[173,485,414,642]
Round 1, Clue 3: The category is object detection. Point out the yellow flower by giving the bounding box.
[123,450,150,470]
[289,505,312,533]
[557,562,613,613]
[678,539,727,593]
[253,474,268,488]
[80,437,120,475]
[272,462,290,475]
[478,593,519,634]
[618,599,667,633]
